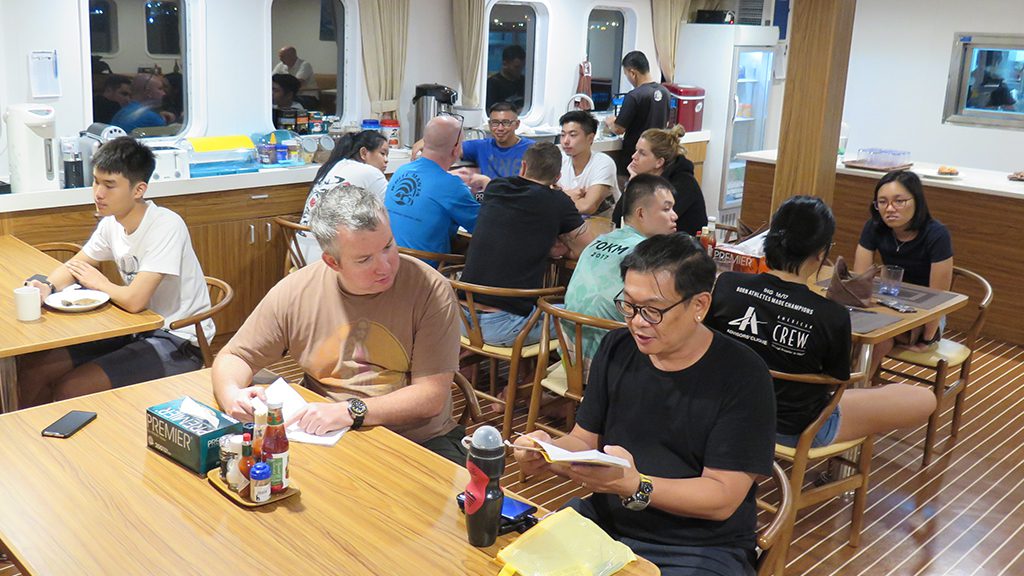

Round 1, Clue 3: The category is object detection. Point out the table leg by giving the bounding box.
[0,357,17,413]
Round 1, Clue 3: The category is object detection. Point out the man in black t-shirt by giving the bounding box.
[604,51,671,174]
[93,75,132,124]
[460,142,596,346]
[486,45,527,112]
[514,234,775,575]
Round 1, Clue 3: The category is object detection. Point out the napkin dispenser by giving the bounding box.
[146,396,242,474]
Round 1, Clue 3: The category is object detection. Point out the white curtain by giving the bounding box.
[452,0,486,109]
[651,0,691,81]
[359,0,410,116]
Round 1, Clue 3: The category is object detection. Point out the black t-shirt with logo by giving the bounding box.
[461,176,584,315]
[616,82,671,160]
[707,272,852,436]
[576,328,775,550]
[858,218,953,287]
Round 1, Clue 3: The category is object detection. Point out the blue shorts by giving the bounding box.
[68,330,203,388]
[776,405,842,448]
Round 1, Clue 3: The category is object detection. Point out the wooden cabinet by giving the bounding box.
[0,181,310,335]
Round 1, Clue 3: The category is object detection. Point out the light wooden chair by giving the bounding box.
[34,242,84,262]
[879,267,993,466]
[453,371,483,426]
[397,246,465,270]
[167,276,234,368]
[272,215,310,275]
[756,461,796,576]
[446,266,565,440]
[771,364,872,550]
[525,296,625,437]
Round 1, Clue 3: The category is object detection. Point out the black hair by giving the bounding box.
[558,110,598,135]
[102,74,131,91]
[622,51,650,74]
[91,136,156,185]
[487,101,518,115]
[620,173,673,221]
[764,195,836,274]
[313,130,388,183]
[521,142,562,184]
[272,73,301,98]
[869,170,932,232]
[502,44,526,62]
[620,232,715,299]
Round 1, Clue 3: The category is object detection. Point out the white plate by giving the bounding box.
[918,169,961,180]
[44,289,110,312]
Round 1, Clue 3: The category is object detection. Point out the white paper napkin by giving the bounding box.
[180,396,220,428]
[263,379,346,446]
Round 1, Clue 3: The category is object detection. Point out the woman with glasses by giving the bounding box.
[854,170,954,352]
[707,196,935,448]
[296,130,390,263]
[611,125,708,235]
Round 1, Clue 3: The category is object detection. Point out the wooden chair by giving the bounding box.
[453,371,483,426]
[771,359,872,550]
[273,215,310,275]
[397,246,465,270]
[34,242,84,262]
[879,267,993,466]
[446,266,565,440]
[756,461,796,576]
[525,296,625,437]
[167,276,234,367]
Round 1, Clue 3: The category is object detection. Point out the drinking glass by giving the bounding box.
[880,265,904,297]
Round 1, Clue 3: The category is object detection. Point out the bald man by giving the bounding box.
[110,73,170,134]
[385,115,480,264]
[272,45,318,96]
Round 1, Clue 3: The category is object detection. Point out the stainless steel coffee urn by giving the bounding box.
[79,123,127,186]
[413,84,458,142]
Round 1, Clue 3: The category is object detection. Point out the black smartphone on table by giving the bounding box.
[456,492,538,522]
[42,410,97,438]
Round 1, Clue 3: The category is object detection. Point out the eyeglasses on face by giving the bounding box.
[488,119,516,128]
[613,291,691,325]
[438,111,465,146]
[873,197,913,210]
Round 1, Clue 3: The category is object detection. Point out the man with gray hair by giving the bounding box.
[213,184,466,463]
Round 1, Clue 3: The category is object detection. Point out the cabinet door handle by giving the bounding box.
[249,224,255,244]
[265,222,272,242]
[250,194,270,200]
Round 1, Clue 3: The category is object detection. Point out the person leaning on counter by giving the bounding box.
[212,184,469,465]
[18,137,213,407]
[603,51,671,174]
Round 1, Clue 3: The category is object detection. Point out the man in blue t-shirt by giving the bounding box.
[460,102,535,183]
[111,73,169,134]
[385,115,479,263]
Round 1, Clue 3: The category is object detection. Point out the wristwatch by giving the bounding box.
[25,274,55,295]
[621,474,654,511]
[347,398,368,430]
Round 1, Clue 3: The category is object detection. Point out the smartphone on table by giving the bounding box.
[42,410,97,438]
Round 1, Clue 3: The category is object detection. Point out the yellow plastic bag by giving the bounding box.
[496,508,637,576]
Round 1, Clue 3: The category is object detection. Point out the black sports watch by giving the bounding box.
[25,274,56,295]
[621,474,654,511]
[347,398,368,430]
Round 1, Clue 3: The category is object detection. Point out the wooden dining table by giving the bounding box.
[0,369,659,575]
[0,235,164,412]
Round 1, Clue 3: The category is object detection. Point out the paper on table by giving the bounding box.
[528,437,631,469]
[263,379,347,446]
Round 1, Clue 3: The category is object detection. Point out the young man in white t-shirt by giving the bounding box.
[18,137,213,407]
[558,110,620,216]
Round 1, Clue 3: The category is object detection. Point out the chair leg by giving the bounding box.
[500,359,522,440]
[489,358,498,396]
[951,363,971,438]
[849,440,873,547]
[525,370,545,436]
[922,360,949,467]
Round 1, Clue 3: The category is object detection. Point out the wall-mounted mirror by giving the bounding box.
[587,9,625,112]
[271,0,344,120]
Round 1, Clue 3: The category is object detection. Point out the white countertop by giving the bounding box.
[737,149,1024,201]
[591,130,711,153]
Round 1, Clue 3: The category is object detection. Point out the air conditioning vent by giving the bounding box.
[737,0,767,25]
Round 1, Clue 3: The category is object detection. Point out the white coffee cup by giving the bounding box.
[14,286,41,322]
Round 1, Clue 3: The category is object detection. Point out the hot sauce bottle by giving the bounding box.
[262,401,290,492]
[238,433,255,480]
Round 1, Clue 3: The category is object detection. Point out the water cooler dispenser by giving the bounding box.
[3,104,58,193]
[412,84,458,142]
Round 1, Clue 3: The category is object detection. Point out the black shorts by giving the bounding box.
[68,330,203,388]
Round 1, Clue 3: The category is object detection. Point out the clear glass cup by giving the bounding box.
[880,265,904,297]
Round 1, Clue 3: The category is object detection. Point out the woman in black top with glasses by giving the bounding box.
[854,170,953,355]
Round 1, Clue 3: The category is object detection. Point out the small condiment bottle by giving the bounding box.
[238,433,256,480]
[249,462,272,503]
[225,434,247,492]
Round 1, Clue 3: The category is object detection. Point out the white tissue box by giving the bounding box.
[146,396,242,474]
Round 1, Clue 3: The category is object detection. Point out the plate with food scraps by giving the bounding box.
[917,168,961,180]
[44,289,110,312]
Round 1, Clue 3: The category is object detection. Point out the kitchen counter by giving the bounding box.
[737,149,1024,201]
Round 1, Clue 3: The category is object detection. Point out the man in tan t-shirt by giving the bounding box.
[212,184,465,464]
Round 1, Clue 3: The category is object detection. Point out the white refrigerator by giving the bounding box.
[674,24,779,217]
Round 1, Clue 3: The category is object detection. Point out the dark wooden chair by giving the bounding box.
[757,461,796,576]
[167,276,234,367]
[397,246,465,270]
[272,215,310,275]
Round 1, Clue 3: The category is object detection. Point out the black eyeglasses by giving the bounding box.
[439,111,465,147]
[613,290,692,325]
[488,119,516,128]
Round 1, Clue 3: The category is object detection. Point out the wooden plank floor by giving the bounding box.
[3,333,1021,575]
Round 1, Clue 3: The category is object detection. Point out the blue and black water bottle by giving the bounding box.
[464,425,505,547]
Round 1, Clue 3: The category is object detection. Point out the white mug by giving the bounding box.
[14,286,41,322]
